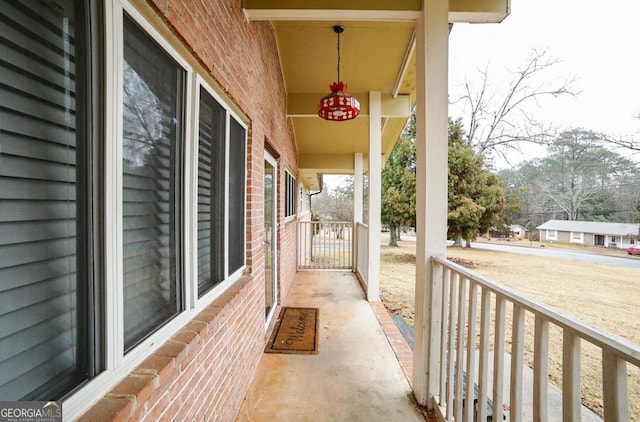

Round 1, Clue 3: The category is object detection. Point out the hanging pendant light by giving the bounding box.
[318,25,360,121]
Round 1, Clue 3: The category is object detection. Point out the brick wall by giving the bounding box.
[80,0,300,419]
[81,277,263,421]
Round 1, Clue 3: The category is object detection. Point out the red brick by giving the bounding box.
[110,374,156,407]
[79,396,134,422]
[154,340,188,368]
[78,0,299,418]
[134,354,176,389]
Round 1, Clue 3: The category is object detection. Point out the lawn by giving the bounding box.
[379,239,640,420]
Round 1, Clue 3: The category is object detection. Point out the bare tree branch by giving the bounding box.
[451,48,579,161]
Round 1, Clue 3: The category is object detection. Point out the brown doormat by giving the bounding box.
[265,307,319,354]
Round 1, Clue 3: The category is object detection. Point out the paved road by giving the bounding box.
[383,233,640,269]
[470,241,640,269]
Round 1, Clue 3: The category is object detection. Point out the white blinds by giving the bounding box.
[0,0,87,400]
[197,89,226,296]
[228,119,246,274]
[122,16,184,350]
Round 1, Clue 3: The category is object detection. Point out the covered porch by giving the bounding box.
[240,256,640,421]
[236,271,424,421]
[243,1,640,421]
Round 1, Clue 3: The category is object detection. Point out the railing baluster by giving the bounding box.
[602,348,630,422]
[296,222,301,267]
[446,270,459,421]
[510,304,525,422]
[328,223,332,269]
[431,257,640,422]
[465,282,478,422]
[439,267,450,404]
[338,223,342,267]
[493,296,506,422]
[455,275,468,422]
[534,316,549,422]
[476,288,491,422]
[562,330,580,422]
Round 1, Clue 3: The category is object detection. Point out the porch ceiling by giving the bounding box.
[243,0,509,190]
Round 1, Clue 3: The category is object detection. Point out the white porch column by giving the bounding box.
[354,153,364,224]
[413,0,449,408]
[367,92,382,301]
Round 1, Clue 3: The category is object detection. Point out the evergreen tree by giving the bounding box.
[448,119,506,247]
[381,112,416,246]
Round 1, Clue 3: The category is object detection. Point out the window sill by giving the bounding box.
[79,274,252,421]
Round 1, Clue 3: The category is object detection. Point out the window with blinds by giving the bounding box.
[197,87,246,297]
[285,170,297,219]
[197,89,225,296]
[0,0,247,405]
[0,0,99,400]
[228,119,246,275]
[122,15,184,351]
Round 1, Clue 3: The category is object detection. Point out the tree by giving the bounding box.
[452,49,577,164]
[330,179,355,221]
[381,112,416,246]
[447,119,506,247]
[493,184,527,235]
[311,178,354,222]
[497,130,640,224]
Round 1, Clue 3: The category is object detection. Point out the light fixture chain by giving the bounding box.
[336,30,341,83]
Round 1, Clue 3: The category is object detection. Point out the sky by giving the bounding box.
[327,1,640,188]
[448,0,640,165]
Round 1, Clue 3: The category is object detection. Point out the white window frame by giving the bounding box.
[64,2,248,419]
[547,230,557,241]
[190,75,248,307]
[284,169,297,221]
[571,231,583,243]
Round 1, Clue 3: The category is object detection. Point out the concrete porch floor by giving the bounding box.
[236,271,425,421]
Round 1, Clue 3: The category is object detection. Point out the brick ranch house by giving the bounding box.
[537,219,639,250]
[12,1,640,422]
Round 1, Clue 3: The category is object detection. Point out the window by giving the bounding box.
[228,119,247,274]
[571,232,583,243]
[197,87,246,297]
[0,0,101,399]
[197,89,226,296]
[285,170,297,219]
[547,230,557,240]
[0,0,249,410]
[299,185,309,214]
[121,15,185,350]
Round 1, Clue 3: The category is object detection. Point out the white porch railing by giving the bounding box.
[430,256,640,422]
[296,221,352,270]
[355,222,369,284]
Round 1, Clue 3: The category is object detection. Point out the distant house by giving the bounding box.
[487,224,526,239]
[510,224,527,239]
[537,220,639,249]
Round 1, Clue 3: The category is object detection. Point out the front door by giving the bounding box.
[264,153,278,326]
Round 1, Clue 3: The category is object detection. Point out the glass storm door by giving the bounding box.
[264,153,278,325]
